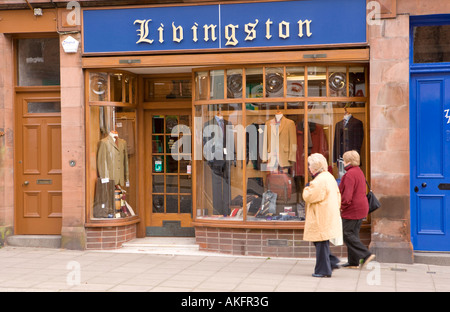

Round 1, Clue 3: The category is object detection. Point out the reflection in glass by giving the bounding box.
[110,73,123,102]
[349,67,365,97]
[89,72,108,101]
[307,66,326,97]
[17,38,60,86]
[329,67,347,97]
[153,175,164,193]
[27,102,61,114]
[287,66,305,97]
[210,70,224,100]
[195,71,208,100]
[166,195,178,213]
[227,69,243,98]
[166,175,178,193]
[195,104,243,219]
[246,68,263,98]
[413,25,450,63]
[265,67,284,97]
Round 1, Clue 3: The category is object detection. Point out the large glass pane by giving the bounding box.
[246,68,263,98]
[90,106,137,219]
[110,73,123,102]
[307,66,326,97]
[210,70,225,100]
[195,71,208,100]
[286,66,305,97]
[226,69,243,98]
[195,103,243,219]
[413,25,450,63]
[246,103,303,222]
[17,38,60,86]
[349,67,366,97]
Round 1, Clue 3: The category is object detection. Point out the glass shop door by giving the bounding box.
[144,110,194,236]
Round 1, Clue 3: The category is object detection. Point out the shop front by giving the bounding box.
[81,0,370,257]
[6,0,450,263]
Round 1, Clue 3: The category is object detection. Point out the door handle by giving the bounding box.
[422,183,427,188]
[23,181,29,186]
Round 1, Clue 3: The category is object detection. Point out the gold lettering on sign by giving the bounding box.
[225,24,239,46]
[298,19,312,38]
[134,19,154,44]
[192,22,199,42]
[245,19,259,41]
[265,18,273,39]
[279,21,290,39]
[172,22,183,43]
[203,24,218,42]
[158,23,164,43]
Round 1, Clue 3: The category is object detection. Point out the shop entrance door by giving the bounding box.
[15,92,62,235]
[144,110,193,236]
[410,73,450,251]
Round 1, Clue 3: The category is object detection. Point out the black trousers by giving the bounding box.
[210,160,231,216]
[313,241,340,276]
[343,218,371,265]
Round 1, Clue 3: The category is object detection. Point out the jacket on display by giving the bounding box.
[303,171,343,244]
[333,116,364,163]
[295,121,329,176]
[262,116,297,169]
[97,135,129,187]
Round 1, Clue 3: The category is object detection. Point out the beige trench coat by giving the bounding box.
[97,135,129,187]
[302,171,343,245]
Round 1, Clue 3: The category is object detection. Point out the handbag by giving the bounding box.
[365,179,381,213]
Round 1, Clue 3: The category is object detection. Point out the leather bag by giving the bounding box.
[365,179,381,213]
[266,172,293,203]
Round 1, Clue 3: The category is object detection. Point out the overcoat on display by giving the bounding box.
[97,135,129,187]
[303,171,343,244]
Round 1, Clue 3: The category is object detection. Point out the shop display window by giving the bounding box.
[193,65,368,223]
[87,71,138,221]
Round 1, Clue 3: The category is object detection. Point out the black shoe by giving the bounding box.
[332,264,341,270]
[342,262,359,269]
[312,273,331,278]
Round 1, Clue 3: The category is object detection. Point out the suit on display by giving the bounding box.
[203,116,234,215]
[333,115,364,163]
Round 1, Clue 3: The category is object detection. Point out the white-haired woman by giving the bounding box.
[303,153,343,277]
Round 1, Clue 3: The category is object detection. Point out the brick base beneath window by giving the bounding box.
[195,226,371,258]
[86,224,136,250]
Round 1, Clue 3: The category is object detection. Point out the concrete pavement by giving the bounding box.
[1,243,450,293]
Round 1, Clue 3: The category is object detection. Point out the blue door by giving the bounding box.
[410,73,450,251]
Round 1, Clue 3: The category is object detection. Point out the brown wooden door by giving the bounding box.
[144,109,193,236]
[15,92,62,235]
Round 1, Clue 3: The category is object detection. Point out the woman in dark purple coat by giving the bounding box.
[339,150,375,268]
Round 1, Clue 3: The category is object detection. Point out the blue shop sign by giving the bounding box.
[82,0,366,54]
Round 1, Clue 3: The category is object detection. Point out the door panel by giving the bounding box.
[15,92,62,235]
[411,74,450,251]
[144,109,193,236]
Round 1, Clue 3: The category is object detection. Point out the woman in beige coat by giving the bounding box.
[303,153,343,277]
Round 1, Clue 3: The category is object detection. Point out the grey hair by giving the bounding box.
[308,153,328,175]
